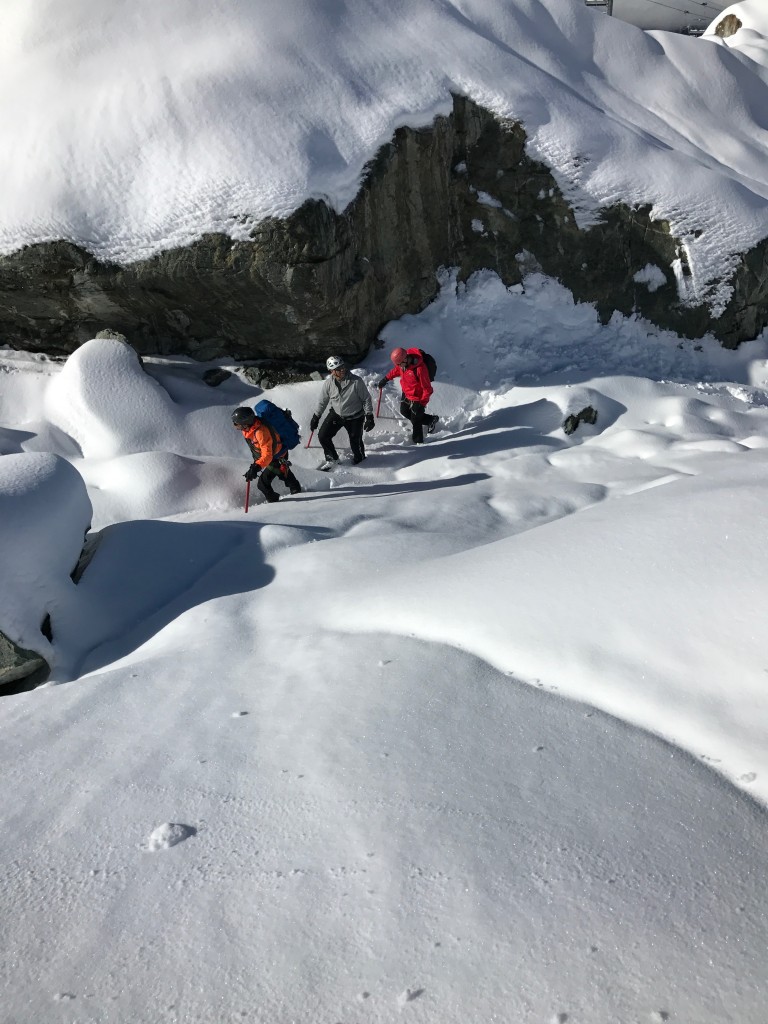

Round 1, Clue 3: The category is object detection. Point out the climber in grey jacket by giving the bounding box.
[310,356,374,469]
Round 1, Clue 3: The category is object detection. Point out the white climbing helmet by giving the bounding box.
[326,355,345,371]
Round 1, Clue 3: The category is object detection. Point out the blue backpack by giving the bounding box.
[253,399,301,451]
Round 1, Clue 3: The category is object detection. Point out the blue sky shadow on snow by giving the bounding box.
[301,470,490,501]
[59,519,332,681]
[413,394,628,463]
[0,425,37,455]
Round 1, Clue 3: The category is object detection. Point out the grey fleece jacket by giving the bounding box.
[314,372,373,420]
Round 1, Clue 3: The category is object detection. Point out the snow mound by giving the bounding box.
[144,822,196,851]
[0,452,91,653]
[45,338,185,460]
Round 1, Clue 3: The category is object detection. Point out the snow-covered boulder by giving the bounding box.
[0,453,92,686]
[45,336,185,460]
[705,2,768,61]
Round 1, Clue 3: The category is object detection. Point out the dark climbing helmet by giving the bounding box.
[231,406,256,428]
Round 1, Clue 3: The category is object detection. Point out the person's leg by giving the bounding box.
[257,465,280,502]
[318,410,343,461]
[272,456,302,494]
[345,416,366,463]
[409,401,427,444]
[400,397,422,441]
[282,465,302,494]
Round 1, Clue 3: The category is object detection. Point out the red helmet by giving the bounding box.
[390,347,407,365]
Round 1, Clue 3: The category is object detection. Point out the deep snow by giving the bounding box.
[2,267,768,1021]
[2,2,768,1021]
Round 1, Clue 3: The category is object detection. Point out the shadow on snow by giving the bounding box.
[55,519,332,681]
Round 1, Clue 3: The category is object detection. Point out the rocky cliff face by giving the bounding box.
[1,95,766,360]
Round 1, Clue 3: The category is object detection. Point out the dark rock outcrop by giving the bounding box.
[563,407,599,435]
[714,14,742,39]
[0,630,49,693]
[1,95,766,360]
[203,368,232,387]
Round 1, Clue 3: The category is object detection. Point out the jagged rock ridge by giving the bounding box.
[1,96,766,360]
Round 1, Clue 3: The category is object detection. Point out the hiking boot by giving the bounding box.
[263,493,280,503]
[352,453,366,465]
[289,486,302,495]
[317,457,339,471]
[427,415,439,434]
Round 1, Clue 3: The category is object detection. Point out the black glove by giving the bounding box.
[364,414,375,432]
[376,378,389,390]
[244,464,260,482]
[309,413,320,431]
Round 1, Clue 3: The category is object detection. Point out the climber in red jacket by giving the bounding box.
[376,347,438,444]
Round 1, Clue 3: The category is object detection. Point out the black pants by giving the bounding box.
[258,457,301,502]
[318,410,365,461]
[400,399,434,444]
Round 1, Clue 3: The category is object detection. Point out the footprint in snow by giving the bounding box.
[739,772,757,783]
[144,822,196,851]
[398,988,425,1006]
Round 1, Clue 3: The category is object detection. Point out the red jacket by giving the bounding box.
[384,348,433,405]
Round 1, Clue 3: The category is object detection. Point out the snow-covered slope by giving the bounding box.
[2,270,768,1021]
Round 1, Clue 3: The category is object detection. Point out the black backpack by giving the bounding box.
[419,349,437,381]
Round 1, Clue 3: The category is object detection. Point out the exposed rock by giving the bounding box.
[0,95,766,359]
[241,366,318,389]
[203,367,232,387]
[71,531,100,584]
[563,406,598,435]
[714,14,742,38]
[95,328,129,342]
[0,630,50,691]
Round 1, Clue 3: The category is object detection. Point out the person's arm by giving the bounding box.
[414,361,433,404]
[357,378,374,416]
[310,380,331,429]
[254,423,274,467]
[376,366,399,388]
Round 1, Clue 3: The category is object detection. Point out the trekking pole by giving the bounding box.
[376,388,383,418]
[244,479,251,513]
[305,430,314,449]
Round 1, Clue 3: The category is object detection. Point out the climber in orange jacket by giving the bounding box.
[232,406,301,503]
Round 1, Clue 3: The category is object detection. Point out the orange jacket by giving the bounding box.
[241,419,283,468]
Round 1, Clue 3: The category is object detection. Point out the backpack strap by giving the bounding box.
[259,418,286,460]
